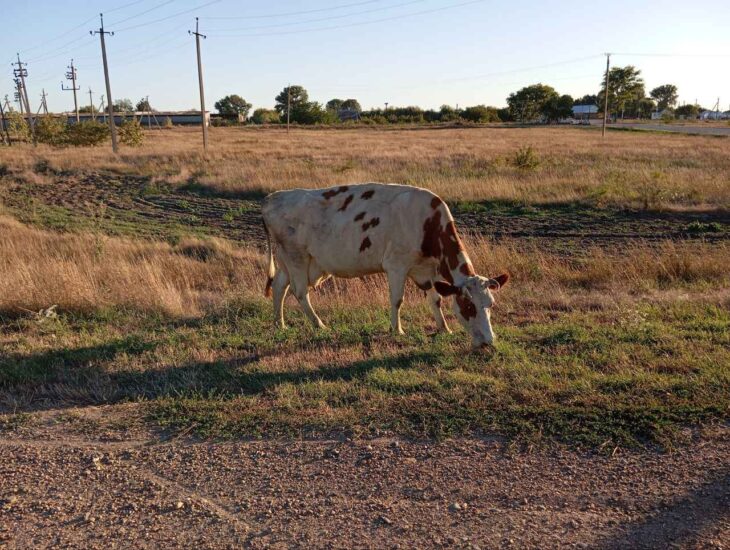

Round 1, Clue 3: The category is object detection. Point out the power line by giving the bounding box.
[107,0,178,27]
[114,0,224,32]
[203,0,383,20]
[210,0,488,38]
[207,0,426,33]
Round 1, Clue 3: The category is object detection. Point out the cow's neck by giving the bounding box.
[436,233,475,286]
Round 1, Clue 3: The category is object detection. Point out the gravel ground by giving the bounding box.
[1,420,728,549]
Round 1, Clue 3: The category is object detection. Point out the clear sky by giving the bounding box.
[2,0,729,114]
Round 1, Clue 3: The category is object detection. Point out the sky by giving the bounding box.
[1,0,729,114]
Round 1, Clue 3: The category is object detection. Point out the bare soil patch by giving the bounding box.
[1,418,728,549]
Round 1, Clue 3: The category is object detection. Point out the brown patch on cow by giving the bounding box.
[421,210,442,258]
[361,190,375,199]
[439,258,453,284]
[430,196,442,209]
[422,209,469,283]
[456,294,477,320]
[415,281,432,291]
[459,262,476,276]
[338,194,354,212]
[354,212,366,221]
[362,217,380,231]
[322,185,349,200]
[359,236,372,252]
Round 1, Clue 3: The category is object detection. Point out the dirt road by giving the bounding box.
[1,418,728,549]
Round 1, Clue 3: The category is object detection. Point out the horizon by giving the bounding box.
[2,0,729,114]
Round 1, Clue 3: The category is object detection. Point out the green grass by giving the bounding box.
[2,298,727,449]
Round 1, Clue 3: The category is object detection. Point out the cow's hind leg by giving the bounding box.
[289,266,326,329]
[427,287,451,333]
[272,269,290,329]
[386,269,407,335]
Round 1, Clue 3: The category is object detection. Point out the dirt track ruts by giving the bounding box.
[1,424,728,549]
[2,173,728,253]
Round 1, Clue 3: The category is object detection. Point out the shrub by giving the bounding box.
[461,105,500,123]
[64,121,109,147]
[163,116,173,129]
[251,108,280,124]
[118,117,144,146]
[35,117,67,145]
[511,146,540,169]
[6,111,30,141]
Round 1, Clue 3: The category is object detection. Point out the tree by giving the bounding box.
[675,104,700,119]
[275,85,309,117]
[251,108,281,124]
[214,95,252,118]
[326,98,343,112]
[635,97,656,119]
[574,94,598,106]
[439,104,460,122]
[598,65,645,119]
[507,84,559,122]
[541,94,574,122]
[461,105,500,123]
[112,98,134,113]
[340,99,362,113]
[135,98,152,112]
[650,84,678,110]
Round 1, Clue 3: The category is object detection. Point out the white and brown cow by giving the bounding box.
[262,183,509,349]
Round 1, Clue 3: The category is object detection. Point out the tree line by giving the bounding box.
[209,65,703,125]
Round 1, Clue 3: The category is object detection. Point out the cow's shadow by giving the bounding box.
[1,332,441,414]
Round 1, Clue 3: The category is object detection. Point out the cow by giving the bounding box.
[262,183,509,349]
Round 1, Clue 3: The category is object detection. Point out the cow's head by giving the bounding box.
[434,273,509,349]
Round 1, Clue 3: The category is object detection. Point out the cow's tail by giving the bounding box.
[263,219,275,298]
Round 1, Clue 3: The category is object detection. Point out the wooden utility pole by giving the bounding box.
[88,87,95,120]
[0,98,11,145]
[286,84,291,133]
[92,13,118,153]
[61,59,80,122]
[189,18,208,151]
[602,53,610,138]
[13,54,36,145]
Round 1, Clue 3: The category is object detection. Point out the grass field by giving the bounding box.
[1,125,728,449]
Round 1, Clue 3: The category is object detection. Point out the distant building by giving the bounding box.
[699,110,730,120]
[571,104,599,120]
[65,111,210,126]
[337,108,361,122]
[650,109,673,120]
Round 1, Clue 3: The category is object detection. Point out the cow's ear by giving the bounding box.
[434,281,460,296]
[488,273,510,290]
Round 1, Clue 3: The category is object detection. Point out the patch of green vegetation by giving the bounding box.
[3,299,726,449]
[686,221,724,234]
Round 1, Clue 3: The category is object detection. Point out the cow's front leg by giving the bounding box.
[427,287,451,333]
[386,269,407,335]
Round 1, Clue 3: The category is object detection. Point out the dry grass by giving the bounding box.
[1,216,727,320]
[1,126,728,209]
[0,216,263,317]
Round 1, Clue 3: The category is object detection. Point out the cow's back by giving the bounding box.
[263,183,440,277]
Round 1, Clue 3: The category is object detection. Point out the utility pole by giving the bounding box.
[13,54,36,145]
[189,18,208,151]
[91,14,118,153]
[286,84,291,134]
[146,95,151,129]
[88,87,95,120]
[39,89,49,115]
[601,53,610,138]
[61,59,80,122]
[0,98,11,145]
